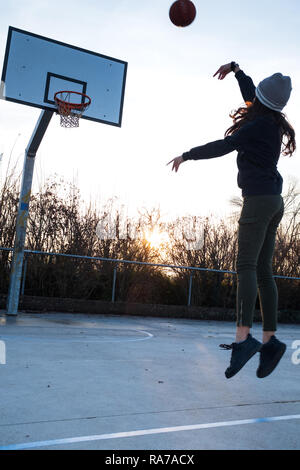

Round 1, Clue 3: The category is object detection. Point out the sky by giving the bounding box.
[0,0,299,222]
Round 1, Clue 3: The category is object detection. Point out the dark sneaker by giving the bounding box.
[220,334,262,379]
[256,336,286,378]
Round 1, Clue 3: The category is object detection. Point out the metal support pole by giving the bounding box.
[187,272,194,306]
[112,265,117,303]
[6,110,53,316]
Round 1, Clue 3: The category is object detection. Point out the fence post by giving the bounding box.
[112,264,118,303]
[188,271,194,306]
[21,256,28,296]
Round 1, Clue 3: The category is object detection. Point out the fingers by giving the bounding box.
[213,65,231,79]
[214,71,227,80]
[167,159,178,171]
[213,67,223,77]
[166,158,176,171]
[167,157,181,172]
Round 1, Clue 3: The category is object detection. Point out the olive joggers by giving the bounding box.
[236,194,284,331]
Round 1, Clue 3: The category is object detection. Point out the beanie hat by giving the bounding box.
[255,73,292,112]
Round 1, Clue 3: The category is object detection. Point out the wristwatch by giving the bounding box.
[231,61,239,73]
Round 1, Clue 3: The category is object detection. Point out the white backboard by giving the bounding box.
[1,27,127,126]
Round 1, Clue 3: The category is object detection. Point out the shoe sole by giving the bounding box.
[225,343,262,379]
[256,344,287,378]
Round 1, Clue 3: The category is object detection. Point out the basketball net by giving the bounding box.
[54,91,91,128]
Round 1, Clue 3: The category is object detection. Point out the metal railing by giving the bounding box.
[1,246,299,306]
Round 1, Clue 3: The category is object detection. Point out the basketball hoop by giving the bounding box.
[54,91,91,128]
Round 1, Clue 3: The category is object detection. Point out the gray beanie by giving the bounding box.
[255,73,292,112]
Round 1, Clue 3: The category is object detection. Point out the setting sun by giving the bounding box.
[144,228,169,249]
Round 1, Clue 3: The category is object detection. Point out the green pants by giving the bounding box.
[236,194,284,331]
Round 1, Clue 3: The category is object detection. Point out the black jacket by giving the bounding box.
[182,70,283,196]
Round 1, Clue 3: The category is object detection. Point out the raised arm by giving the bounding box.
[235,69,256,104]
[213,62,256,104]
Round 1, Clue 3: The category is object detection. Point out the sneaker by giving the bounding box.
[256,336,286,378]
[220,334,262,379]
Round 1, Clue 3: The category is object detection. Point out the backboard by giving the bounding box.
[1,26,127,126]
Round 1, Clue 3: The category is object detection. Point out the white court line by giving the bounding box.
[1,414,300,450]
[0,330,153,344]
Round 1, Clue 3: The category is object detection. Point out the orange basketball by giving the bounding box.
[169,0,196,27]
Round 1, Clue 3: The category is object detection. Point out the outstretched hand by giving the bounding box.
[167,156,184,173]
[213,63,232,80]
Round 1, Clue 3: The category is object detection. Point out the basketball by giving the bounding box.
[169,0,197,27]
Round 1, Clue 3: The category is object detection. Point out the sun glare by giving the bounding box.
[145,228,169,249]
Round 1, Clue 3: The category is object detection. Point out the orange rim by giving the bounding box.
[54,90,91,111]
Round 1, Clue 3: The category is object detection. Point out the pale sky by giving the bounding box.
[0,0,299,221]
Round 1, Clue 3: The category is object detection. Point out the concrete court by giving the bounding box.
[0,310,299,450]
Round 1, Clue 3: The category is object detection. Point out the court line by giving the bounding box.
[0,330,153,344]
[1,414,300,450]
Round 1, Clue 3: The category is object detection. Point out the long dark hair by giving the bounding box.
[225,98,296,157]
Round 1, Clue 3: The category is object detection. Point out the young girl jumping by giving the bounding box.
[168,61,296,379]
